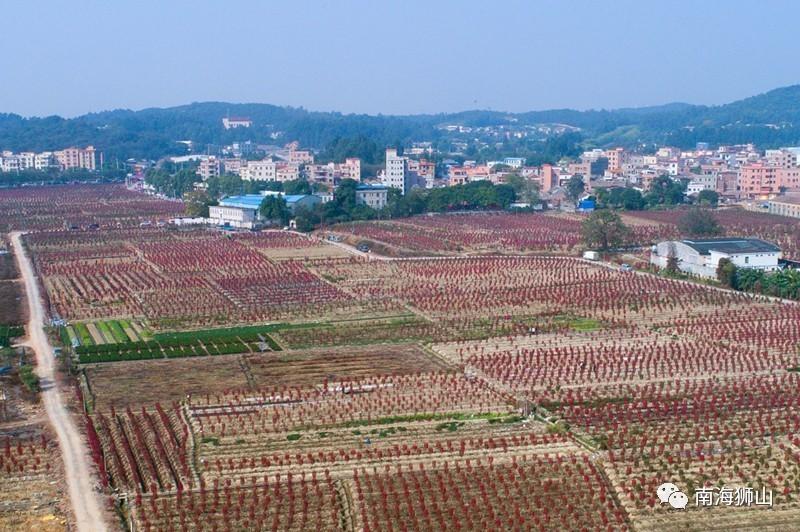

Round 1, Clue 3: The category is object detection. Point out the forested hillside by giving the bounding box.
[1,85,799,160]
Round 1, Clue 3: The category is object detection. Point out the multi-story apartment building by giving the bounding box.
[34,152,56,170]
[765,149,797,168]
[540,164,560,193]
[448,165,468,186]
[409,159,436,187]
[1,147,96,172]
[306,158,361,184]
[276,164,300,182]
[382,148,420,195]
[196,156,221,180]
[222,158,244,175]
[355,184,389,209]
[240,160,277,181]
[289,149,314,165]
[604,148,625,173]
[54,146,101,171]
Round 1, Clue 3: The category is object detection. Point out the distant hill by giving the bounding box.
[1,85,799,161]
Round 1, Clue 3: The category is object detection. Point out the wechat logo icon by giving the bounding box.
[657,482,688,510]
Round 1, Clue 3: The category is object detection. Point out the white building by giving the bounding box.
[503,157,526,169]
[208,204,258,229]
[686,174,717,195]
[197,156,221,180]
[382,148,422,195]
[222,117,252,129]
[355,185,388,209]
[650,238,782,279]
[240,160,277,181]
[382,148,408,194]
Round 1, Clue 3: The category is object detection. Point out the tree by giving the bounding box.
[259,196,291,225]
[678,207,722,237]
[283,178,312,195]
[146,168,201,198]
[621,188,646,210]
[293,205,320,232]
[665,242,679,274]
[595,187,644,211]
[504,174,540,205]
[183,190,214,217]
[581,210,630,251]
[717,258,737,288]
[696,189,719,207]
[645,175,686,207]
[566,175,586,202]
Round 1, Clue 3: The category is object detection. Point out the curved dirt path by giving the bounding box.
[11,232,108,532]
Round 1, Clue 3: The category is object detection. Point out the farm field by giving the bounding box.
[26,227,394,328]
[623,207,800,259]
[0,239,27,328]
[0,184,184,232]
[329,208,800,261]
[327,212,586,254]
[7,185,800,531]
[430,282,800,527]
[0,346,68,531]
[76,246,800,530]
[83,344,448,410]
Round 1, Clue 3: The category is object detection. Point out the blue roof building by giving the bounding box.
[219,195,265,210]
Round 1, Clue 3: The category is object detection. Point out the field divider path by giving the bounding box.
[10,231,108,532]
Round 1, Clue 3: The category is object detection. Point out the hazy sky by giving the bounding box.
[2,0,799,117]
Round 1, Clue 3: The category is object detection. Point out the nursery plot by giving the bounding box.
[130,473,344,532]
[197,417,571,481]
[26,228,379,327]
[313,255,752,324]
[92,404,194,493]
[85,356,251,410]
[186,372,515,437]
[0,248,18,281]
[0,372,67,532]
[435,328,793,392]
[606,442,800,531]
[0,426,67,532]
[353,453,629,531]
[243,344,451,388]
[236,231,351,260]
[331,212,586,254]
[0,184,183,232]
[0,280,26,326]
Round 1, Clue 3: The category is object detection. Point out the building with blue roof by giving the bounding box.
[210,193,322,229]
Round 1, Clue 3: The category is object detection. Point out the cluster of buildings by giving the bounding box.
[0,146,102,173]
[551,144,800,201]
[434,144,800,209]
[206,184,388,229]
[191,143,361,185]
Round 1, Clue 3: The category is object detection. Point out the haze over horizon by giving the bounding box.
[2,0,799,118]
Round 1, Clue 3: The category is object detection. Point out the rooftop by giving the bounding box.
[681,237,780,255]
[219,194,264,209]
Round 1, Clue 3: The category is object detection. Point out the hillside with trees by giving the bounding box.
[2,85,800,162]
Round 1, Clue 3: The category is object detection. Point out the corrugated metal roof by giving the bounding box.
[219,195,264,209]
[682,238,780,255]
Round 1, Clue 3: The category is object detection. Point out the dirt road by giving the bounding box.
[10,232,107,532]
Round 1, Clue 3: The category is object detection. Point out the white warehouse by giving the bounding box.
[650,238,782,279]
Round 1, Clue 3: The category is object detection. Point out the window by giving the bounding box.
[745,256,750,264]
